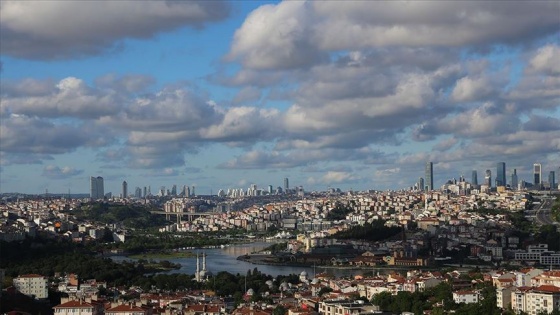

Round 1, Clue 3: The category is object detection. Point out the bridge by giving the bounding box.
[150,210,217,224]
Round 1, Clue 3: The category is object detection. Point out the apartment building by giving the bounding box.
[13,274,48,299]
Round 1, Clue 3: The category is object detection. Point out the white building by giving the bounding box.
[452,290,479,304]
[13,274,48,299]
[53,300,95,315]
[525,285,560,315]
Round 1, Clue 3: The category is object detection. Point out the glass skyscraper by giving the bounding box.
[425,162,433,191]
[90,176,104,199]
[511,169,518,190]
[471,170,478,186]
[533,163,542,188]
[496,162,506,187]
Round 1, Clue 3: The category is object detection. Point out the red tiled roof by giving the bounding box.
[106,304,145,312]
[54,300,94,309]
[533,285,560,293]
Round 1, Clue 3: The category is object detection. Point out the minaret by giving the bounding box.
[202,252,207,273]
[195,253,200,282]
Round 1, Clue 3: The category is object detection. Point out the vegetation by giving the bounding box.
[70,202,168,229]
[325,202,354,220]
[535,224,560,251]
[262,242,287,253]
[100,232,229,254]
[329,219,402,241]
[552,196,560,222]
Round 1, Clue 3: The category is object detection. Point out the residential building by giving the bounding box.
[453,290,479,304]
[53,300,95,315]
[13,274,48,299]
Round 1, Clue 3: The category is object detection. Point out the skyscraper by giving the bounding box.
[425,162,433,191]
[284,178,289,192]
[511,169,518,190]
[496,162,506,187]
[90,176,104,199]
[471,170,478,186]
[533,163,542,189]
[122,180,127,198]
[418,177,424,191]
[484,170,492,187]
[549,171,556,190]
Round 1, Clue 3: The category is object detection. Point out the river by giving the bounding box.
[111,242,374,278]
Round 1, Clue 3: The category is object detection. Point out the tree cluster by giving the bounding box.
[329,220,401,241]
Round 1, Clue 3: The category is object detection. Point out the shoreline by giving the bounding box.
[236,255,487,271]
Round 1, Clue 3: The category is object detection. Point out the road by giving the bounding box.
[535,198,557,225]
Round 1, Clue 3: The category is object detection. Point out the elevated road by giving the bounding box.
[534,198,557,226]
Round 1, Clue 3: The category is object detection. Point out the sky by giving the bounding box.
[0,1,559,195]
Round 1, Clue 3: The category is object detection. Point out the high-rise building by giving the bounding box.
[284,178,289,192]
[549,171,556,190]
[471,170,478,186]
[135,187,142,198]
[191,186,196,196]
[484,170,492,187]
[90,176,104,199]
[425,162,433,191]
[171,185,177,196]
[533,163,542,189]
[122,181,127,198]
[496,162,506,187]
[511,169,518,190]
[418,177,425,191]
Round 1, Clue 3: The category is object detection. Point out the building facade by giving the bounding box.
[496,162,506,187]
[13,274,48,299]
[90,176,104,200]
[425,162,433,191]
[534,163,542,188]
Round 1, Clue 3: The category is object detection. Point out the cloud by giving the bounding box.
[0,0,230,60]
[42,165,84,179]
[228,1,559,71]
[0,114,110,155]
[3,77,124,119]
[528,44,560,75]
[227,1,328,70]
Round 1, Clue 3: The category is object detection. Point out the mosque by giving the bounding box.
[194,252,210,282]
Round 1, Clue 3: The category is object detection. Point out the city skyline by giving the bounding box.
[1,1,559,194]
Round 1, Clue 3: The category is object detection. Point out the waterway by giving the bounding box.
[111,242,377,278]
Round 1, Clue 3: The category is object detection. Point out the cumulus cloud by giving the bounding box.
[42,165,84,179]
[528,44,560,75]
[228,1,559,70]
[0,0,230,59]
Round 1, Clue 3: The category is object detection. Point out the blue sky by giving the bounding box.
[1,1,559,195]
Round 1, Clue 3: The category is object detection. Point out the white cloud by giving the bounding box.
[0,0,230,59]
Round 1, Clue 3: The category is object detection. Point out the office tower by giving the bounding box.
[418,177,424,191]
[268,185,273,194]
[533,163,542,188]
[90,176,104,199]
[143,186,147,198]
[122,181,128,198]
[171,185,177,196]
[425,162,433,191]
[484,170,492,187]
[135,187,142,198]
[549,171,556,190]
[191,186,195,196]
[496,162,506,187]
[511,169,518,190]
[471,170,478,186]
[284,178,289,192]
